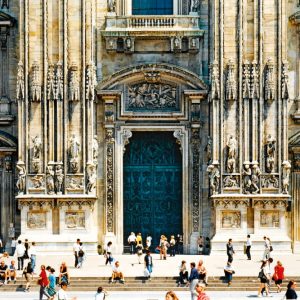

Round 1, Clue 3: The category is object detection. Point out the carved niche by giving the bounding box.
[125,82,179,112]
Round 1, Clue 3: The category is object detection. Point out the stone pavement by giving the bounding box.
[0,291,287,300]
[6,252,300,278]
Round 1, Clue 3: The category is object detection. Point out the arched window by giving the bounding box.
[132,0,173,15]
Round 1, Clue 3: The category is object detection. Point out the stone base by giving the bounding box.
[293,241,300,254]
[210,233,292,255]
[17,233,98,255]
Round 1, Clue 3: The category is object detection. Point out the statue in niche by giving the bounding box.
[282,160,291,194]
[46,164,55,195]
[92,136,99,162]
[174,37,180,49]
[226,135,237,173]
[243,162,252,194]
[68,64,80,101]
[266,134,276,173]
[190,0,200,12]
[107,0,116,12]
[205,136,212,162]
[207,164,220,195]
[251,161,261,194]
[16,162,26,194]
[17,61,25,101]
[125,38,132,50]
[55,163,64,194]
[69,134,80,173]
[86,162,97,194]
[32,135,42,159]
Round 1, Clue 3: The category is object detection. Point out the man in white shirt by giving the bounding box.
[110,261,125,283]
[0,237,3,253]
[29,242,37,272]
[11,238,17,256]
[127,232,136,255]
[146,235,152,250]
[246,234,252,260]
[57,282,77,300]
[263,236,271,260]
[15,240,25,270]
[72,239,80,268]
[95,286,108,300]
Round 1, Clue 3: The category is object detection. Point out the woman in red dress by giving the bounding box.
[38,265,51,300]
[273,261,285,293]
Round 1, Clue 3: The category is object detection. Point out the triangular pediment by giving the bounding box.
[0,11,16,26]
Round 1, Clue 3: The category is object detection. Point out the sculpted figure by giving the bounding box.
[207,164,220,195]
[108,0,116,12]
[93,136,99,161]
[190,0,200,12]
[243,162,252,194]
[266,134,276,173]
[69,134,80,160]
[32,135,42,159]
[86,163,97,193]
[46,164,55,194]
[226,135,237,173]
[251,161,261,194]
[282,161,291,194]
[16,162,26,194]
[55,164,64,194]
[205,136,212,162]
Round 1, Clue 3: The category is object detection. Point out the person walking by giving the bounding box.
[16,240,26,270]
[136,243,143,264]
[176,234,183,254]
[224,261,234,287]
[72,239,80,268]
[177,260,188,286]
[127,232,136,255]
[188,262,199,300]
[104,241,113,265]
[29,241,37,273]
[46,268,56,299]
[77,242,85,268]
[195,282,210,300]
[57,281,77,300]
[146,234,152,250]
[38,265,51,300]
[23,261,33,292]
[95,286,108,300]
[245,234,251,260]
[169,235,176,257]
[226,239,235,263]
[273,261,285,293]
[285,280,298,299]
[144,250,153,280]
[11,238,17,256]
[258,260,269,297]
[262,236,271,260]
[165,291,180,300]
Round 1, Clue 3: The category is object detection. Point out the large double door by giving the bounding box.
[123,131,182,248]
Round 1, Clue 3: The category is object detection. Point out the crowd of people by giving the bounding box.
[0,234,298,300]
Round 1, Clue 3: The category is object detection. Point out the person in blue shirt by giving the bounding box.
[188,262,199,300]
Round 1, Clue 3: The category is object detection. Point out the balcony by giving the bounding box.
[102,15,204,53]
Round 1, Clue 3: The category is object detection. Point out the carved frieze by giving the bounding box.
[250,60,260,99]
[223,175,239,188]
[207,162,220,195]
[264,58,275,101]
[68,64,80,101]
[28,175,44,189]
[242,61,251,99]
[126,82,178,111]
[261,175,279,189]
[221,211,241,228]
[16,61,25,101]
[282,161,291,194]
[191,128,200,231]
[27,211,46,229]
[30,62,42,102]
[65,211,85,229]
[86,63,97,101]
[226,59,237,101]
[57,199,96,210]
[66,175,84,191]
[210,61,220,100]
[260,210,280,228]
[213,199,249,208]
[16,160,26,194]
[18,199,54,210]
[253,199,288,209]
[265,134,276,173]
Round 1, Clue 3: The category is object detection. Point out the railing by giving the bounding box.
[105,15,200,31]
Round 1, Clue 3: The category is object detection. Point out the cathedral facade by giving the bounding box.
[0,0,300,253]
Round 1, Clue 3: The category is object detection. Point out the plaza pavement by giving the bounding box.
[0,291,287,300]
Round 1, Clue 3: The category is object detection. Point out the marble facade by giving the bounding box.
[0,0,299,254]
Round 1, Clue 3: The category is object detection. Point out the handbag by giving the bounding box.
[258,270,267,280]
[272,273,278,281]
[46,286,56,296]
[144,268,150,277]
[269,245,273,252]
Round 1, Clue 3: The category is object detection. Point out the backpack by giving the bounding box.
[78,249,84,257]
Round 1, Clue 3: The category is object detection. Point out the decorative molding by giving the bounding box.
[264,58,275,102]
[242,61,251,99]
[57,199,96,210]
[18,199,54,210]
[213,198,249,208]
[30,62,42,102]
[253,199,288,209]
[225,59,237,101]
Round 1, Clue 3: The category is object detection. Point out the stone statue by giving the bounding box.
[69,134,80,160]
[86,63,97,101]
[226,59,237,101]
[107,0,116,12]
[68,64,80,101]
[251,161,261,194]
[32,135,42,159]
[46,164,55,195]
[31,175,44,189]
[207,164,220,195]
[190,0,200,12]
[242,162,252,194]
[16,161,26,194]
[266,134,276,173]
[226,135,237,173]
[92,136,99,162]
[55,62,64,101]
[223,175,238,188]
[282,160,291,194]
[205,136,212,162]
[30,62,42,102]
[265,58,275,101]
[55,163,64,194]
[17,61,25,101]
[86,162,97,194]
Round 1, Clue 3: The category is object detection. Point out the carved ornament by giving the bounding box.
[86,62,97,101]
[210,60,220,101]
[122,129,133,153]
[223,175,239,188]
[207,162,220,195]
[242,61,251,99]
[252,199,288,209]
[16,160,26,194]
[213,199,249,208]
[265,134,276,173]
[250,60,260,99]
[18,199,54,210]
[226,135,237,173]
[282,160,291,194]
[68,64,80,101]
[226,59,237,101]
[16,61,25,101]
[86,161,97,194]
[57,199,96,210]
[264,58,275,101]
[261,175,279,189]
[30,62,42,102]
[281,61,289,100]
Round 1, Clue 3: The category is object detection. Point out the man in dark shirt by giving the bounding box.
[0,260,8,285]
[188,262,199,300]
[144,250,153,280]
[176,234,184,254]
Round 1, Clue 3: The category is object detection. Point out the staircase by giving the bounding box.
[1,276,299,292]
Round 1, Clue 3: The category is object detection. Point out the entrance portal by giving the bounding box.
[123,131,182,249]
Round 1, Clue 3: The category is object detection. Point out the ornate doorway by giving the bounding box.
[123,131,182,248]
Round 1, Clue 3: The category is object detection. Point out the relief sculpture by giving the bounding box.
[221,211,241,229]
[127,83,177,110]
[27,212,46,229]
[260,211,280,228]
[65,211,85,229]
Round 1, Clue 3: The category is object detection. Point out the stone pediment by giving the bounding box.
[0,11,16,26]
